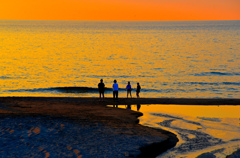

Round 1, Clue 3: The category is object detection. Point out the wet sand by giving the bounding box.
[0,97,239,157]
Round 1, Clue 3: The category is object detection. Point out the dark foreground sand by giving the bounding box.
[0,97,239,157]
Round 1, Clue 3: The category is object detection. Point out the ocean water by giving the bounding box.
[0,20,240,98]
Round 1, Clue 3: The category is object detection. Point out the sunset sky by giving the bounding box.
[0,0,239,21]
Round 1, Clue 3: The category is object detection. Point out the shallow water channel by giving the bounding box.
[108,104,240,158]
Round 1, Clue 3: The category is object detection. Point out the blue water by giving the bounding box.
[0,20,240,98]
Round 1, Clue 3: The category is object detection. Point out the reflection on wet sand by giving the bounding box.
[137,104,141,111]
[108,104,240,158]
[112,104,141,111]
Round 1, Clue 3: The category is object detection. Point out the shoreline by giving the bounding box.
[1,96,240,105]
[0,97,239,157]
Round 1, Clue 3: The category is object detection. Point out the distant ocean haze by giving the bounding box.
[0,20,239,98]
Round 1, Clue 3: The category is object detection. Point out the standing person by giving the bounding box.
[136,82,141,98]
[126,82,132,98]
[137,104,141,111]
[98,79,105,100]
[113,80,118,99]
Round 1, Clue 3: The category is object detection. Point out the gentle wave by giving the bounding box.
[7,87,128,94]
[193,72,240,76]
[0,76,15,79]
[0,76,26,79]
[8,87,102,93]
[172,82,240,86]
[7,86,167,94]
[6,82,239,95]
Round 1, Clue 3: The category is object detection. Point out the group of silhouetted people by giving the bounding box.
[98,79,141,100]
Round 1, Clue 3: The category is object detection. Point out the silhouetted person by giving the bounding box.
[127,105,131,110]
[98,79,105,100]
[126,82,132,98]
[137,104,141,111]
[136,82,141,98]
[113,80,118,99]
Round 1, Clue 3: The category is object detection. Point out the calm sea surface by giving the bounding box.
[0,20,240,98]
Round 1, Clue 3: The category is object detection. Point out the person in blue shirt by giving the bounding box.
[126,82,132,98]
[113,80,118,99]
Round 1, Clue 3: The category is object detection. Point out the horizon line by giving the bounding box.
[1,19,240,22]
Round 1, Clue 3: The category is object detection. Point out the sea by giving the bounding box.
[0,20,240,98]
[1,20,240,157]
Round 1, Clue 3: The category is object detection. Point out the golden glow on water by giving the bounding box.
[0,21,240,98]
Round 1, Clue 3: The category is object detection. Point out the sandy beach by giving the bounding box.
[0,97,239,157]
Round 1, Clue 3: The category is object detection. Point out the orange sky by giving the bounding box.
[0,0,239,21]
